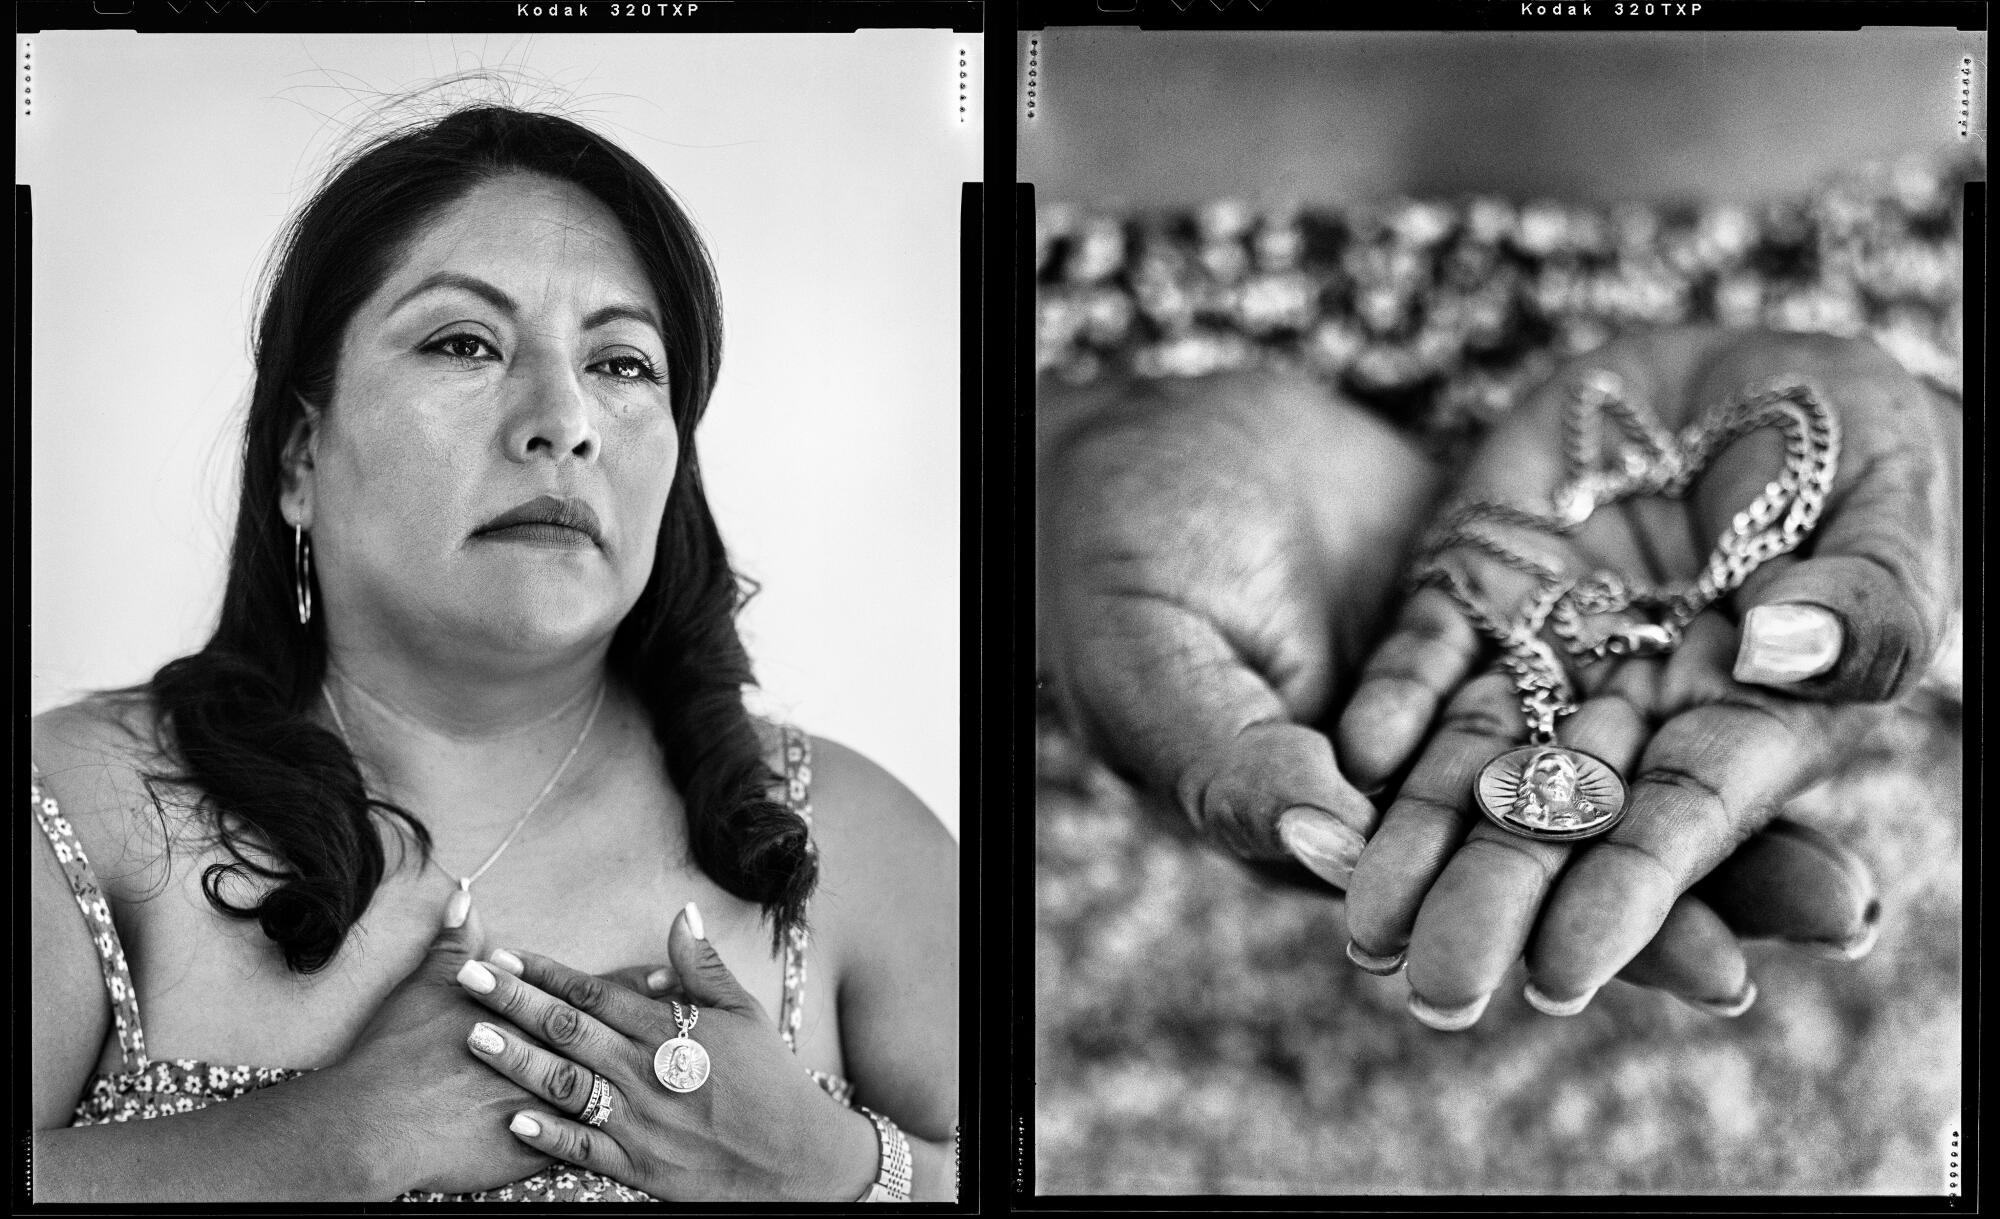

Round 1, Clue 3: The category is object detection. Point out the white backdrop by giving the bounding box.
[20,30,977,837]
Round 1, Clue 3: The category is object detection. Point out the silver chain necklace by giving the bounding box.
[321,677,608,892]
[1408,372,1840,842]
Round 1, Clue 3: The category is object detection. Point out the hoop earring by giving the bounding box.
[294,524,314,626]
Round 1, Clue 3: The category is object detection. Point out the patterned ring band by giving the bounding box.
[579,1072,614,1127]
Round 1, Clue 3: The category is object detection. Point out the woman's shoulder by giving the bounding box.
[800,736,947,845]
[30,692,182,901]
[752,718,948,852]
[783,732,956,1103]
[790,731,955,943]
[747,717,954,908]
[33,690,171,797]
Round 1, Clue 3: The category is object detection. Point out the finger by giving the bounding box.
[465,1019,608,1119]
[1612,894,1758,1018]
[1653,621,1879,946]
[1044,505,1375,877]
[666,902,766,1019]
[422,887,488,981]
[1341,670,1520,977]
[1531,625,1839,998]
[1730,553,1943,701]
[1060,591,1377,878]
[1694,819,1881,959]
[488,948,672,1044]
[506,1110,632,1184]
[1336,586,1483,794]
[1692,336,1957,701]
[597,962,677,999]
[456,955,628,1078]
[1409,690,1649,1026]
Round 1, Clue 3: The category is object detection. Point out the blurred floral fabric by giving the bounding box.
[1033,152,1972,1196]
[1037,152,1976,462]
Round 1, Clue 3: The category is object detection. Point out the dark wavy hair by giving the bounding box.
[145,105,815,972]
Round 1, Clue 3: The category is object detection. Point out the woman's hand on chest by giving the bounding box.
[447,904,877,1202]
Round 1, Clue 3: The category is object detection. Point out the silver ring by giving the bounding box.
[579,1072,614,1127]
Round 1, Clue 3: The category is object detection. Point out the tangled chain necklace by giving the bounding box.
[1408,371,1840,842]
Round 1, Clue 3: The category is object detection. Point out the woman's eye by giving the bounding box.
[596,354,666,384]
[428,333,499,363]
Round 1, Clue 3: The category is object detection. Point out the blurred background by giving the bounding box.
[22,30,980,837]
[1024,29,1975,207]
[1028,26,1975,1195]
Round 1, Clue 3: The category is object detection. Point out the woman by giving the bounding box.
[30,105,958,1201]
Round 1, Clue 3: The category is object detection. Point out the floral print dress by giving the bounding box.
[32,725,852,1203]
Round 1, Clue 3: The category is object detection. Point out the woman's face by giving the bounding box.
[1528,759,1577,807]
[294,172,680,669]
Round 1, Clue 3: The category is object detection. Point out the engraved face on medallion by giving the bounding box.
[655,1037,712,1093]
[1474,745,1626,842]
[1514,749,1596,830]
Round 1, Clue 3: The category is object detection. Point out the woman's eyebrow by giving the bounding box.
[386,272,660,343]
[581,303,665,343]
[388,271,518,319]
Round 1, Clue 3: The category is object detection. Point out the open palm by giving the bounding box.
[1036,356,1933,1015]
[1335,326,1959,1026]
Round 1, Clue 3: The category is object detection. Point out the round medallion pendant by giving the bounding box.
[653,1036,712,1093]
[1474,745,1627,842]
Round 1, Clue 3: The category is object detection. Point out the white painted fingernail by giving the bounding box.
[444,888,472,929]
[490,949,524,976]
[1278,807,1366,888]
[1735,604,1842,686]
[685,901,706,942]
[1524,981,1598,1017]
[457,960,497,994]
[510,1113,542,1138]
[1408,990,1492,1032]
[1688,979,1759,1019]
[468,1022,505,1055]
[646,968,672,993]
[1345,940,1406,976]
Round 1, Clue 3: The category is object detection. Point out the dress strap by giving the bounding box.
[775,725,814,1054]
[28,764,149,1073]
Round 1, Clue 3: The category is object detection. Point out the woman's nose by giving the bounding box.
[505,349,600,463]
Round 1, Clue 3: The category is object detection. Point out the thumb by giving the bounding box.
[1047,588,1376,886]
[423,887,487,978]
[1729,555,1946,702]
[1690,338,1958,703]
[1196,722,1377,886]
[666,902,761,1017]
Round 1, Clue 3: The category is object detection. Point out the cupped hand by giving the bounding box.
[1335,326,1959,1026]
[1037,371,1442,884]
[332,892,555,1196]
[453,904,877,1202]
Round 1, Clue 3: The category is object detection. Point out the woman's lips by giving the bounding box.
[474,522,597,549]
[474,494,604,545]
